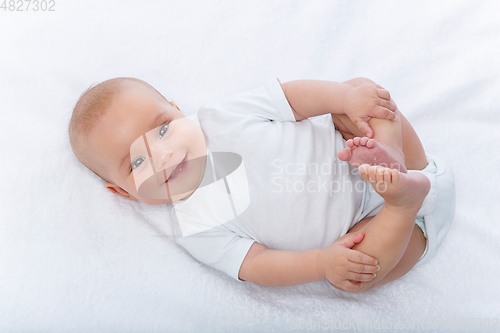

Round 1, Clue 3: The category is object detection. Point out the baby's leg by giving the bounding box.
[333,78,428,171]
[346,218,426,291]
[332,78,430,292]
[345,165,430,293]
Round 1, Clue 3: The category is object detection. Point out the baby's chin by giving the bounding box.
[135,197,173,205]
[133,173,200,205]
[135,193,190,205]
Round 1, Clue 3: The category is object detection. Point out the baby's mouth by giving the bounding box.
[165,154,187,183]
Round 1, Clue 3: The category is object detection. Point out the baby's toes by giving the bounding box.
[384,168,392,182]
[337,148,352,162]
[360,137,369,146]
[346,139,355,148]
[366,139,376,149]
[375,167,385,183]
[391,169,400,184]
[353,137,361,146]
[358,164,370,181]
[368,166,379,182]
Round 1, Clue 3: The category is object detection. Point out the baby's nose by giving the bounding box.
[152,147,174,172]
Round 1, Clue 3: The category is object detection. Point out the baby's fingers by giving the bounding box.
[382,98,398,113]
[346,272,377,282]
[377,89,398,113]
[347,249,378,266]
[373,105,397,122]
[349,261,380,274]
[377,88,391,101]
[339,280,364,292]
[356,120,373,139]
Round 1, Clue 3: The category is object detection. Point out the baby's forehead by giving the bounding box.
[98,81,168,138]
[123,79,160,96]
[103,95,165,139]
[114,83,164,109]
[116,82,150,100]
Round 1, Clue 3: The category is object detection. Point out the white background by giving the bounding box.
[1,0,499,332]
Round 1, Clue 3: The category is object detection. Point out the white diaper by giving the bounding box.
[413,153,456,266]
[357,154,456,266]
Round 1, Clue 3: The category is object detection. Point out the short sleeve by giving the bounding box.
[175,226,256,282]
[201,77,296,122]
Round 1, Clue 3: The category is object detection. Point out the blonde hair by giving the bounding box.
[68,77,168,183]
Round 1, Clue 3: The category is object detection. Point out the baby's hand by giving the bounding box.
[342,83,398,138]
[318,233,380,292]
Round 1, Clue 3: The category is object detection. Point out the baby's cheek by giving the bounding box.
[132,169,150,187]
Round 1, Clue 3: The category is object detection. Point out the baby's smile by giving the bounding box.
[165,154,188,183]
[86,80,208,205]
[129,115,207,203]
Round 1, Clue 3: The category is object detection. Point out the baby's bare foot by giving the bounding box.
[338,137,408,173]
[358,164,430,210]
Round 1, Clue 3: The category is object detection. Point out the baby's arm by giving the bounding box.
[239,234,379,290]
[281,79,398,138]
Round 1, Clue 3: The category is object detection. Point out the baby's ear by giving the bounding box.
[104,182,138,200]
[170,101,181,111]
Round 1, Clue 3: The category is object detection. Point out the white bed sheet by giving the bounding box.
[1,0,499,332]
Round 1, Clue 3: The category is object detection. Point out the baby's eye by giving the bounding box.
[131,157,145,170]
[159,122,169,139]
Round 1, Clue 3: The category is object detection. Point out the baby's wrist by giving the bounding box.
[316,248,327,281]
[339,85,354,116]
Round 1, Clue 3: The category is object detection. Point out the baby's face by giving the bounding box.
[87,83,208,205]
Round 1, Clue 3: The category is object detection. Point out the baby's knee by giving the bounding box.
[343,77,376,87]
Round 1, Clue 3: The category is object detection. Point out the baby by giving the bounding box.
[68,76,455,293]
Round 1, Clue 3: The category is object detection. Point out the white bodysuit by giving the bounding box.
[171,78,374,281]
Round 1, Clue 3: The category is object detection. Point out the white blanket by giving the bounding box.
[1,0,499,332]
